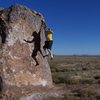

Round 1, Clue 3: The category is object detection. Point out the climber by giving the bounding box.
[43,27,53,60]
[24,28,44,66]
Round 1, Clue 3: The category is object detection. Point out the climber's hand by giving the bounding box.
[23,39,27,42]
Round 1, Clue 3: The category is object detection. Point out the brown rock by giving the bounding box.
[0,4,52,88]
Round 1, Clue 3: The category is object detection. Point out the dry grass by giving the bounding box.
[49,55,100,100]
[49,55,100,85]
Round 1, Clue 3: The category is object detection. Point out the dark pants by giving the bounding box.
[43,40,53,50]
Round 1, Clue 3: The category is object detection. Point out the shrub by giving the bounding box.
[52,75,65,84]
[65,76,82,85]
[80,78,96,84]
[78,86,97,100]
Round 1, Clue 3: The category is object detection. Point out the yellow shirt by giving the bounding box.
[46,30,53,41]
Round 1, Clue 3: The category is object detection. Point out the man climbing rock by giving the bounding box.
[43,28,53,60]
[24,28,44,66]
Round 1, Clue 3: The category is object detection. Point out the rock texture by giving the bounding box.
[0,4,52,88]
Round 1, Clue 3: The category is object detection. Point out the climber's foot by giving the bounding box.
[35,63,39,66]
[51,56,53,60]
[43,55,49,58]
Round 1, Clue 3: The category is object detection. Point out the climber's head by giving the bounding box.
[32,31,37,37]
[46,28,53,34]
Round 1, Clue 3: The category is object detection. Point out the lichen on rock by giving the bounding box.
[0,4,52,88]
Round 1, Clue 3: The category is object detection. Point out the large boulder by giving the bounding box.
[0,4,52,88]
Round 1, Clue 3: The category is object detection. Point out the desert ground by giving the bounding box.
[49,55,100,100]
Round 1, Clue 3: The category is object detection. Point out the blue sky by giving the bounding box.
[0,0,100,55]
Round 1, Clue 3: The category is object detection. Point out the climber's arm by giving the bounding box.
[23,38,34,43]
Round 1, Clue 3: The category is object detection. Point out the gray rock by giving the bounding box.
[0,4,52,89]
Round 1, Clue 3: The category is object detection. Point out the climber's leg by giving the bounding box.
[48,41,53,59]
[43,41,48,55]
[32,49,39,66]
[33,56,39,66]
[48,49,53,60]
[39,49,44,57]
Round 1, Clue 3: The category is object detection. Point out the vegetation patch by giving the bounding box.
[65,76,82,85]
[77,86,98,100]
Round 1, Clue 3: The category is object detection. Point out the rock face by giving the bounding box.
[0,4,52,88]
